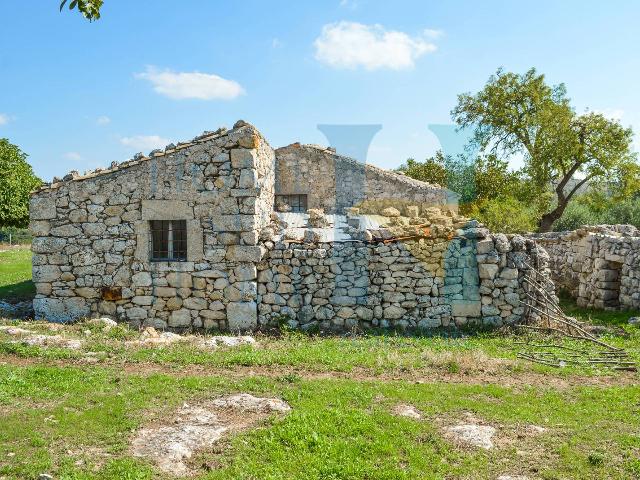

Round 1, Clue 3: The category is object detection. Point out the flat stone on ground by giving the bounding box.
[446,424,496,449]
[130,394,290,476]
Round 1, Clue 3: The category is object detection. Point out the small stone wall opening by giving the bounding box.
[596,260,622,310]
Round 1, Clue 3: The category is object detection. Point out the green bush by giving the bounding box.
[604,198,640,227]
[467,196,538,233]
[554,196,640,231]
[553,201,600,231]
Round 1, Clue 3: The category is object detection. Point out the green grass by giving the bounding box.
[1,249,640,478]
[0,247,34,301]
[0,364,638,479]
[560,296,640,326]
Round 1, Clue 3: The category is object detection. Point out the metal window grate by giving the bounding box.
[150,220,187,261]
[275,194,308,213]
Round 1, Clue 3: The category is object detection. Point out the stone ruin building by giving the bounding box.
[531,225,640,311]
[29,120,552,331]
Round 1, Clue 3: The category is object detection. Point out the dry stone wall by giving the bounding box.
[530,225,640,310]
[257,227,550,331]
[30,121,274,328]
[275,144,455,214]
[30,119,554,332]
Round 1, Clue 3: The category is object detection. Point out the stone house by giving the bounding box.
[29,121,550,330]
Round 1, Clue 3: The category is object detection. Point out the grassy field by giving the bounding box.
[0,246,34,301]
[1,249,639,479]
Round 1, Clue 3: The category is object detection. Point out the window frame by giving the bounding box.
[149,219,188,262]
[275,194,308,213]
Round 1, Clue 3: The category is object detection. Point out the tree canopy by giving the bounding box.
[452,68,638,231]
[59,0,103,21]
[0,139,42,228]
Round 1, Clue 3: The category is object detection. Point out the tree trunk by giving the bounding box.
[538,201,568,232]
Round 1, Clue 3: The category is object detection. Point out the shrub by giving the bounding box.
[467,196,538,233]
[553,201,600,231]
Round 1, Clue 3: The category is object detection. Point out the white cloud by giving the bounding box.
[135,66,245,100]
[64,152,83,161]
[120,135,170,151]
[423,28,444,39]
[0,113,10,126]
[314,21,438,70]
[96,115,111,125]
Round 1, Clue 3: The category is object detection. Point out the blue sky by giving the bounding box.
[0,0,638,181]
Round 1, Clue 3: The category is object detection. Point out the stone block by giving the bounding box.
[32,237,67,254]
[209,215,256,232]
[239,169,258,189]
[234,264,257,281]
[33,297,89,323]
[29,221,51,236]
[230,149,257,169]
[478,263,499,280]
[481,304,501,316]
[499,268,518,280]
[30,197,56,220]
[226,245,264,262]
[451,299,481,317]
[169,309,192,327]
[126,307,148,320]
[166,272,193,288]
[33,265,61,283]
[75,287,100,298]
[132,271,153,287]
[183,297,208,310]
[476,239,495,255]
[154,286,177,297]
[227,301,257,330]
[384,305,406,319]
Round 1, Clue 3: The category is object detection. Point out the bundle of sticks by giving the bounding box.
[516,260,636,371]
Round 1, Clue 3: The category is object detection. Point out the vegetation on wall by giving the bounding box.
[0,139,41,229]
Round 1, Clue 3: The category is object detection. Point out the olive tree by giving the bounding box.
[452,68,638,232]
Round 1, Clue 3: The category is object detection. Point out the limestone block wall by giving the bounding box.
[275,144,453,214]
[30,121,276,327]
[257,230,549,331]
[530,225,640,310]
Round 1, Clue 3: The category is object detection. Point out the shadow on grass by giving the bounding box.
[0,280,35,303]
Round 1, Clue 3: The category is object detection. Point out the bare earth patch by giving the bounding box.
[130,394,290,476]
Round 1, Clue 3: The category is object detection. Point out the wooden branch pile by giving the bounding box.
[516,260,636,371]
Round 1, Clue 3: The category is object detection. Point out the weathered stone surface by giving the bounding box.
[30,197,56,220]
[169,309,191,327]
[132,271,152,287]
[226,245,263,262]
[451,299,481,317]
[446,424,496,449]
[227,301,257,330]
[33,265,61,282]
[130,394,290,476]
[166,272,193,289]
[478,263,499,280]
